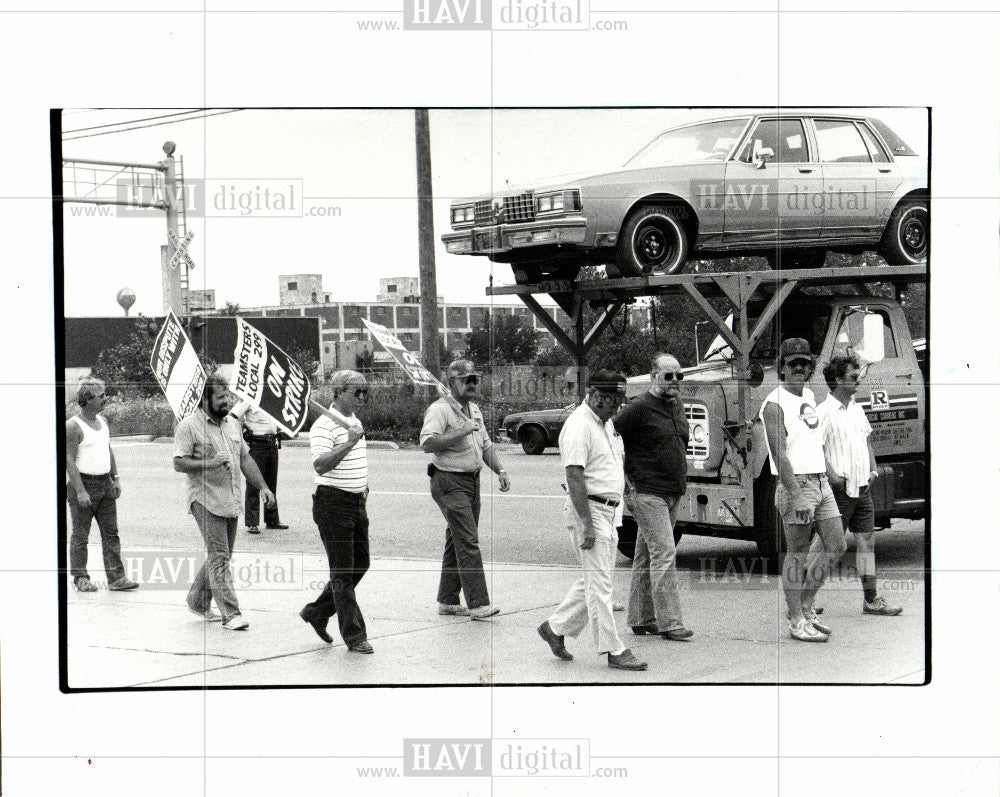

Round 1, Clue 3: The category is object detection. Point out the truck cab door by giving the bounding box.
[830,304,924,458]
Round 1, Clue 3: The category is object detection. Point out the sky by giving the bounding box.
[59,107,927,318]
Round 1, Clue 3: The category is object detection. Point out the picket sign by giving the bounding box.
[149,310,206,421]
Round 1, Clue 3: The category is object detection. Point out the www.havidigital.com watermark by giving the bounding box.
[73,178,343,219]
[103,551,309,591]
[396,0,626,31]
[382,738,626,778]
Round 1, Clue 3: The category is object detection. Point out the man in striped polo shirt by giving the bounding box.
[299,370,374,653]
[813,353,902,616]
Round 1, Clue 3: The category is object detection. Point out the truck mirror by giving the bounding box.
[753,145,775,170]
[745,363,764,388]
[860,313,886,364]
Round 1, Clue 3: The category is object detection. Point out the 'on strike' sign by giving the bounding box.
[229,317,311,436]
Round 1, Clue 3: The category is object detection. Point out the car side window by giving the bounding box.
[814,119,872,163]
[835,308,898,359]
[738,119,808,164]
[857,123,890,163]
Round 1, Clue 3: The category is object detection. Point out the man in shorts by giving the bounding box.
[760,338,846,642]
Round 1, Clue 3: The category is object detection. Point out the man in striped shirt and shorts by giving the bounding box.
[299,370,374,653]
[812,353,902,616]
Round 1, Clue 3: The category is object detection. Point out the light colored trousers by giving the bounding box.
[548,499,626,656]
[626,492,685,632]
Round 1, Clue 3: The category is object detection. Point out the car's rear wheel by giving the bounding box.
[616,205,689,276]
[519,425,547,455]
[880,200,929,264]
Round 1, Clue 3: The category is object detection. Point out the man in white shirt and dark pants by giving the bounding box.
[299,370,374,653]
[230,400,288,534]
[813,353,902,616]
[538,370,648,672]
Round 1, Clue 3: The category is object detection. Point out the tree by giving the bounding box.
[465,314,538,365]
[288,347,321,381]
[219,301,241,316]
[89,330,160,398]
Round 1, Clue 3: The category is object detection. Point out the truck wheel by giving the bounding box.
[753,474,786,575]
[519,426,547,455]
[880,200,929,264]
[616,205,689,276]
[511,265,542,285]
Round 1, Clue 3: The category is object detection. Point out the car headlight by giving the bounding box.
[691,424,707,445]
[535,189,581,215]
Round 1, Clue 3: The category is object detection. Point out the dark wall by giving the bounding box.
[64,316,321,369]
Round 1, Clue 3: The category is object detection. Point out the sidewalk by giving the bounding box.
[66,555,925,688]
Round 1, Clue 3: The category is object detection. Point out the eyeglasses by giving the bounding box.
[353,389,370,399]
[595,392,624,405]
[785,359,812,370]
[843,373,861,384]
[463,376,479,386]
[659,372,684,382]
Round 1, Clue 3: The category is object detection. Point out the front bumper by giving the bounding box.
[442,217,588,255]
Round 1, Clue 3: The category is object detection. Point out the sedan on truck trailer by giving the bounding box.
[443,110,928,282]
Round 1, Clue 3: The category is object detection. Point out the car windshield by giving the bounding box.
[625,118,751,168]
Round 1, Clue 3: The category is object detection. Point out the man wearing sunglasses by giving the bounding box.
[760,338,847,643]
[420,359,510,621]
[300,370,374,653]
[611,352,693,642]
[538,369,647,672]
[813,353,902,617]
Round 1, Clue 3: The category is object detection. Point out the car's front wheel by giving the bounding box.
[880,199,929,264]
[616,205,689,276]
[518,425,547,455]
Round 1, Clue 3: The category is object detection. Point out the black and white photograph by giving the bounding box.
[55,106,931,688]
[3,2,999,796]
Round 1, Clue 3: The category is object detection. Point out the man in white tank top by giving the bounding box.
[760,339,846,642]
[65,378,138,592]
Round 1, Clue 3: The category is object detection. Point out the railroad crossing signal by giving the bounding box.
[168,229,195,271]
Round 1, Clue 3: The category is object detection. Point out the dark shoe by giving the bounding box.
[608,648,648,671]
[247,525,260,535]
[662,627,694,641]
[266,523,289,530]
[108,577,139,591]
[348,640,374,654]
[864,596,903,616]
[300,609,333,643]
[631,624,660,636]
[538,621,573,661]
[73,576,98,593]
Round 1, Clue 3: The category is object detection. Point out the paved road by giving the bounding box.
[62,440,927,687]
[104,439,926,576]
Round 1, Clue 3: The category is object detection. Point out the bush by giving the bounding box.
[66,395,176,438]
[307,381,431,444]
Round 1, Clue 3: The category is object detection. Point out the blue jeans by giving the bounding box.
[430,469,490,610]
[301,486,370,647]
[626,492,685,632]
[187,501,241,621]
[68,474,126,582]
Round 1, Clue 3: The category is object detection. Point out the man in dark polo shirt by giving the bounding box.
[612,351,693,641]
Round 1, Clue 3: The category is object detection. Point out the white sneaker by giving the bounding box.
[438,603,470,616]
[470,605,500,621]
[222,614,249,631]
[789,618,828,643]
[188,605,223,622]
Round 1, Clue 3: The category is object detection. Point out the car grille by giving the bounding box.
[685,403,709,460]
[474,192,535,226]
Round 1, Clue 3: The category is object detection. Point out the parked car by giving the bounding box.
[502,404,575,454]
[443,111,928,282]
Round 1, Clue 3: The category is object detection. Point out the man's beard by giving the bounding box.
[206,401,228,420]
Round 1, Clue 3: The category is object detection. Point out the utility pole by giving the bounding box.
[160,142,185,316]
[415,109,442,376]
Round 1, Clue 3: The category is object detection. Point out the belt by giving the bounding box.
[587,494,620,508]
[80,472,112,480]
[249,433,278,442]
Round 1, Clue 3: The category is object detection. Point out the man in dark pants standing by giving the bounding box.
[299,370,374,653]
[66,377,139,592]
[420,359,511,621]
[612,352,693,641]
[230,400,288,533]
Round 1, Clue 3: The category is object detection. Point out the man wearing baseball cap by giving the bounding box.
[760,338,847,643]
[420,359,511,621]
[538,369,647,672]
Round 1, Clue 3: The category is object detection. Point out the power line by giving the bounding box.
[62,109,244,141]
[63,109,208,134]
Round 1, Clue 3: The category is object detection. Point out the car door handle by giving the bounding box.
[878,168,892,173]
[897,373,914,379]
[797,167,814,173]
